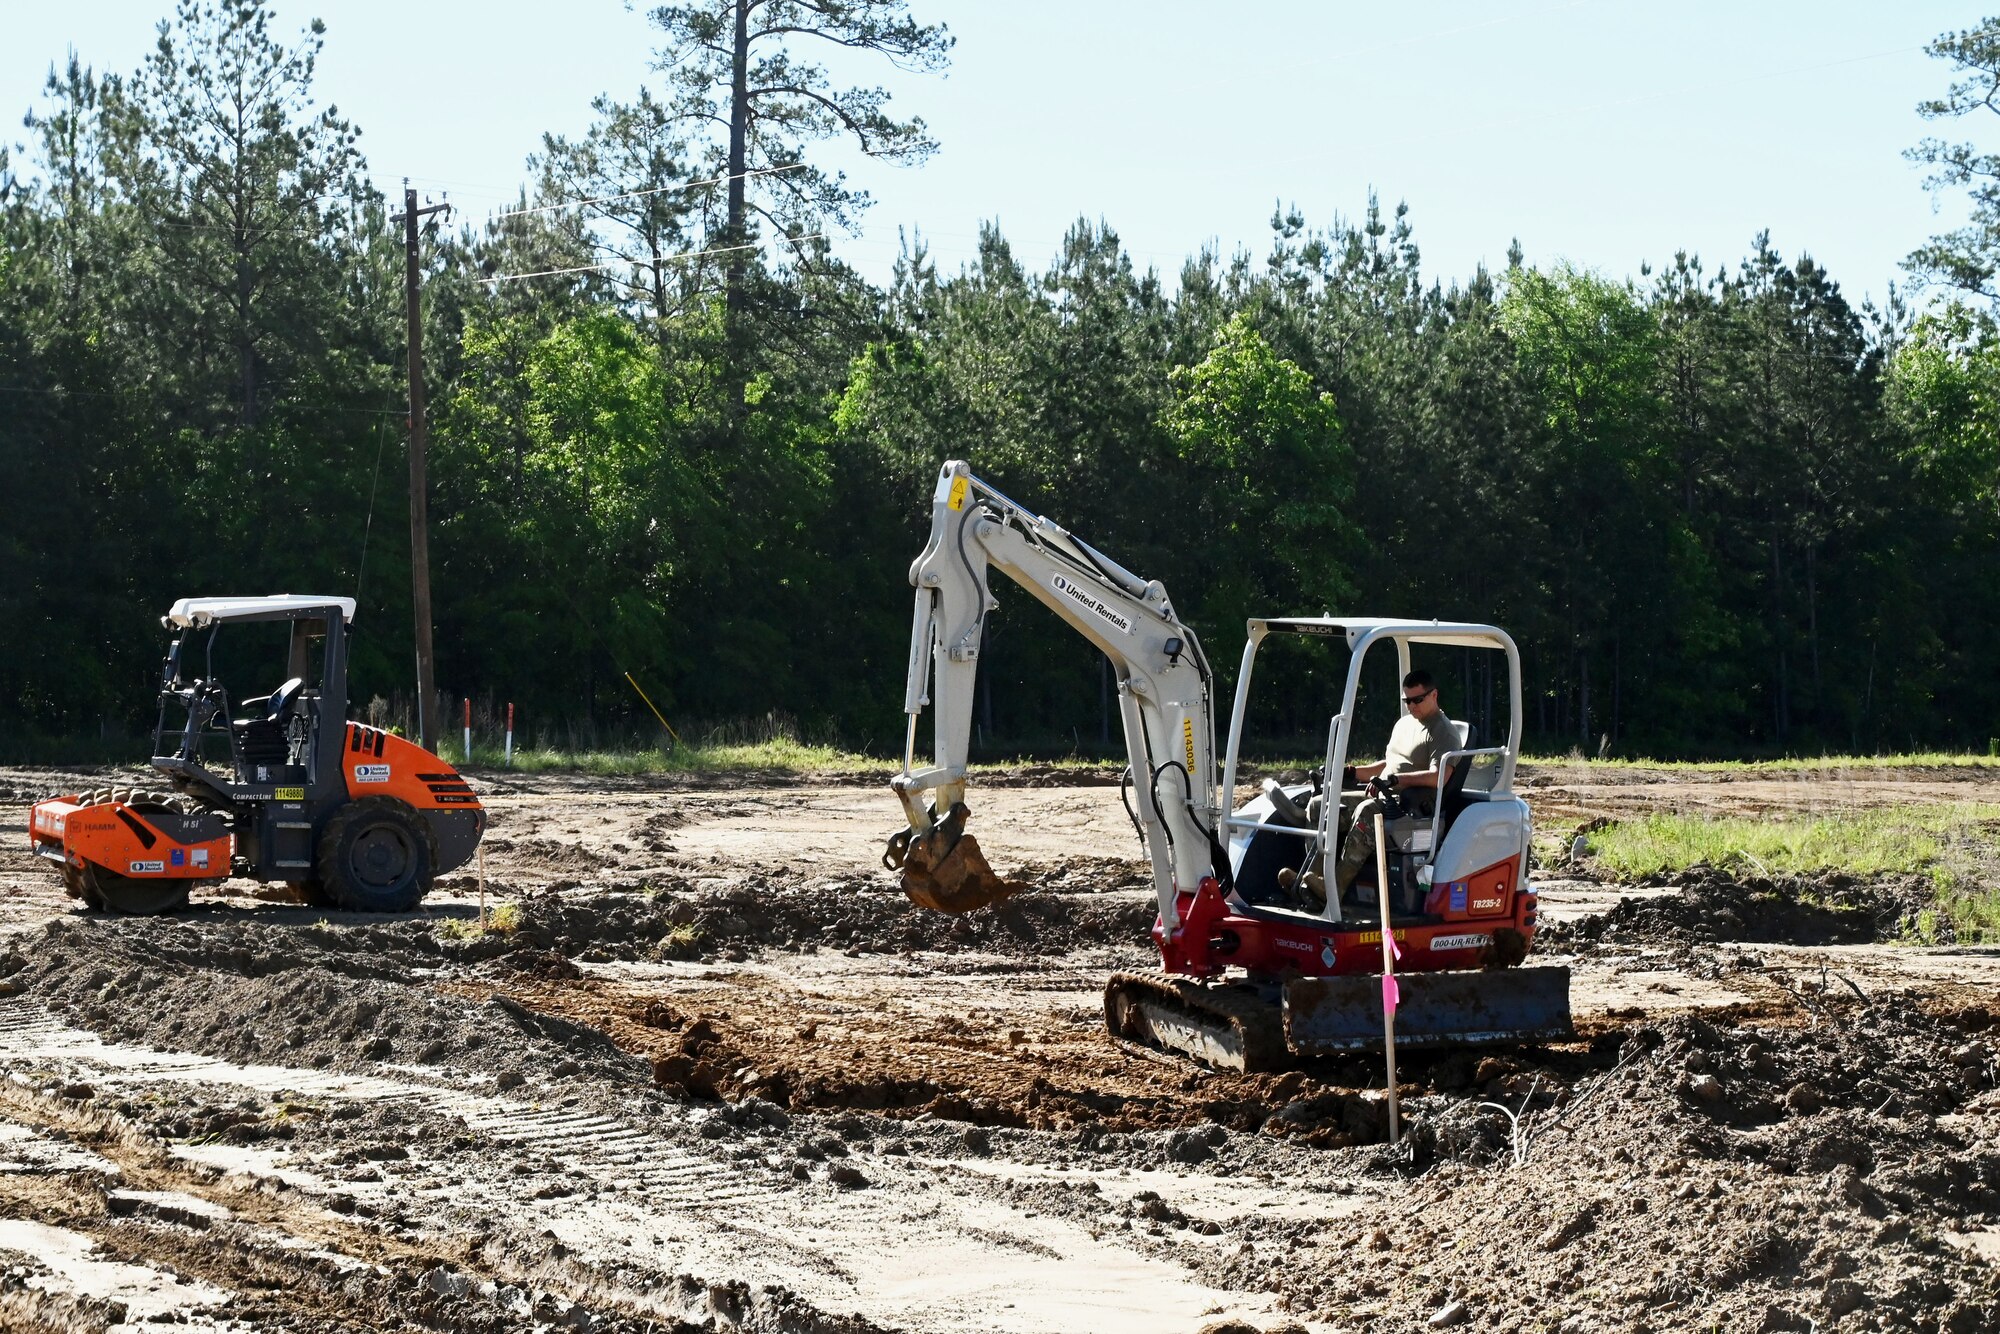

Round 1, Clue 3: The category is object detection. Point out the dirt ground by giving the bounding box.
[0,761,1997,1332]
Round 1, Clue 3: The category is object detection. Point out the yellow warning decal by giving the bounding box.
[1182,718,1196,775]
[946,475,970,511]
[274,787,304,802]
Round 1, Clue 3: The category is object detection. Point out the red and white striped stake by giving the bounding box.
[462,697,472,763]
[504,702,515,768]
[1374,811,1402,1145]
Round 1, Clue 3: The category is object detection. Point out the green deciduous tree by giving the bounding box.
[1163,312,1353,615]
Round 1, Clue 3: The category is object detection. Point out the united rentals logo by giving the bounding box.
[354,763,391,784]
[1050,574,1133,634]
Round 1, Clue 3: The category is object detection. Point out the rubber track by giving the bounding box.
[1102,972,1290,1073]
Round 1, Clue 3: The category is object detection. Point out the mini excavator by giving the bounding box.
[884,461,1572,1069]
[29,596,483,915]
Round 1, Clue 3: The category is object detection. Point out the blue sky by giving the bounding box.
[3,1,1983,306]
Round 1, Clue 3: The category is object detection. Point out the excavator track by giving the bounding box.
[1103,972,1289,1073]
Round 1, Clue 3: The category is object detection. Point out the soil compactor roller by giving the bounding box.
[884,461,1571,1070]
[29,595,483,915]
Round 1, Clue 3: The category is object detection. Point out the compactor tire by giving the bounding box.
[316,798,435,913]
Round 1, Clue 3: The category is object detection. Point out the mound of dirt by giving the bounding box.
[1,918,644,1091]
[498,877,1158,965]
[1540,866,1933,954]
[1219,999,2000,1332]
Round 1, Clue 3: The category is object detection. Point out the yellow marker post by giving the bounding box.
[623,672,682,747]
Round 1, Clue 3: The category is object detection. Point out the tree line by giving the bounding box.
[3,0,1999,761]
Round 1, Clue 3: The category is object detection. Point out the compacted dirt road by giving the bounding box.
[0,762,1996,1332]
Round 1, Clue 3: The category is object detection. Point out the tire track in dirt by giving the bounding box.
[0,997,1297,1333]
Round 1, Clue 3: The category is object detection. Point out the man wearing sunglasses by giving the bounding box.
[1334,669,1460,902]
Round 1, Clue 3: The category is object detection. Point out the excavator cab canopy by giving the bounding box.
[1220,617,1523,810]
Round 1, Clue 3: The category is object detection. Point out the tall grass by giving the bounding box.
[1583,804,2000,882]
[1582,804,2000,941]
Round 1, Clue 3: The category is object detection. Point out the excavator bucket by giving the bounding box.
[1283,966,1573,1054]
[892,803,1020,913]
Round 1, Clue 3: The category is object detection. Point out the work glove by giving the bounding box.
[1339,765,1358,789]
[1367,772,1399,798]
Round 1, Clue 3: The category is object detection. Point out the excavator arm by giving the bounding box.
[886,461,1221,934]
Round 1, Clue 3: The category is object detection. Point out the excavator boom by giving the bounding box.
[887,461,1219,926]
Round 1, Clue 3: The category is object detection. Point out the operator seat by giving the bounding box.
[1435,722,1477,839]
[232,676,305,769]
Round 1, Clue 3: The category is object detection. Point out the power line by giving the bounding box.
[491,163,807,222]
[480,234,824,284]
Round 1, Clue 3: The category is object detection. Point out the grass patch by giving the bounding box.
[461,740,1138,777]
[466,738,872,776]
[1581,805,2000,882]
[653,922,706,961]
[1526,751,2000,773]
[434,900,522,939]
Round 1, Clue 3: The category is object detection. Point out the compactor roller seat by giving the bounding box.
[231,676,305,768]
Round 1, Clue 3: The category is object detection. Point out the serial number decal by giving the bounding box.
[1431,933,1492,952]
[1182,718,1196,775]
[1050,574,1133,634]
[127,860,165,875]
[1355,929,1410,944]
[353,764,391,784]
[274,786,304,801]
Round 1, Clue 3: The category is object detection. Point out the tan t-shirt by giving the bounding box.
[1382,709,1460,777]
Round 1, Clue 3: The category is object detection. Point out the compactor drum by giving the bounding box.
[886,461,1572,1068]
[28,596,483,915]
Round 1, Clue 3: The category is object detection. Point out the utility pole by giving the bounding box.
[392,180,451,753]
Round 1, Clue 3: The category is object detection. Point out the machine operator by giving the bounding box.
[1335,669,1460,899]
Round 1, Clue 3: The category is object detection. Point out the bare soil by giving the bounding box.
[0,761,1996,1331]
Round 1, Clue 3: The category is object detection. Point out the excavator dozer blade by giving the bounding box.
[902,829,1020,913]
[1283,966,1573,1054]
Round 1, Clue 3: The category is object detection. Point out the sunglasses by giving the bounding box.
[1403,689,1434,705]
